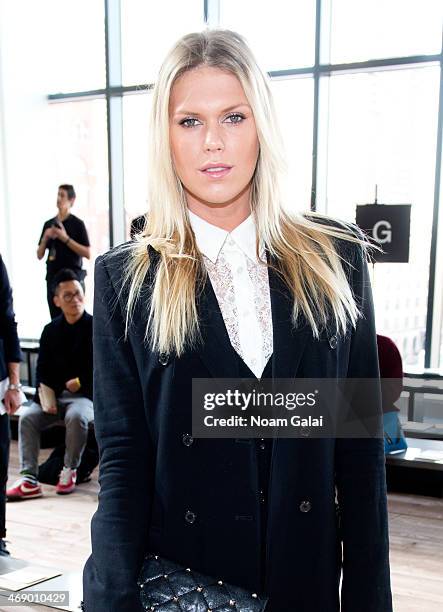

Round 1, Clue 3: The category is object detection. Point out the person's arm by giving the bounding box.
[7,362,20,386]
[4,362,22,415]
[0,256,23,414]
[335,241,393,612]
[0,255,21,366]
[36,326,59,395]
[377,336,404,411]
[53,222,91,259]
[66,323,93,396]
[37,224,53,260]
[82,255,154,612]
[37,241,47,260]
[64,237,91,259]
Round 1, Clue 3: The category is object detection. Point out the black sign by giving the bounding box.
[355,204,411,263]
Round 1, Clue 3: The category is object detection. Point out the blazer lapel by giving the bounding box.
[196,271,240,380]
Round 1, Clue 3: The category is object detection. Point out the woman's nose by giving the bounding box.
[204,124,225,152]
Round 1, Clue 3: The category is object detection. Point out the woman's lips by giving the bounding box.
[200,166,232,179]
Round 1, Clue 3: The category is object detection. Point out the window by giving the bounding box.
[327,0,443,64]
[121,0,203,85]
[219,0,316,70]
[48,99,110,308]
[44,0,106,93]
[1,0,442,368]
[270,76,314,212]
[318,66,440,366]
[122,93,153,238]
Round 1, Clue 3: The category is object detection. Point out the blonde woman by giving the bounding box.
[82,30,392,612]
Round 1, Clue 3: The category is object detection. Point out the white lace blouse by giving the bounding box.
[188,209,273,379]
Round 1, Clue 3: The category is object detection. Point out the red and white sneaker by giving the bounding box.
[6,476,43,501]
[56,467,77,495]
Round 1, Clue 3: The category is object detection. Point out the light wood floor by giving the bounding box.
[4,440,443,611]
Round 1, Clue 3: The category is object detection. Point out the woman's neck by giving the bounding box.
[187,199,251,232]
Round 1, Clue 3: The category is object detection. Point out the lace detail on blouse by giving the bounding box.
[245,256,273,365]
[202,244,273,377]
[204,251,243,359]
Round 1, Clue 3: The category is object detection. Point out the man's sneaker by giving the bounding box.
[0,539,10,556]
[6,476,43,501]
[56,467,77,495]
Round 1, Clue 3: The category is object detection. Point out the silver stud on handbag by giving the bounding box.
[138,553,268,611]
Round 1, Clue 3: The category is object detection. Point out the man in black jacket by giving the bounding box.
[0,254,23,555]
[7,269,93,500]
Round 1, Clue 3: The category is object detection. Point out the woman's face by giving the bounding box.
[169,66,260,213]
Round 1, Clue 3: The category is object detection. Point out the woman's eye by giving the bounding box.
[178,114,245,128]
[179,117,200,128]
[224,113,245,124]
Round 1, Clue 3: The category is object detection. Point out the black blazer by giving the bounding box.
[82,229,392,612]
[0,255,21,381]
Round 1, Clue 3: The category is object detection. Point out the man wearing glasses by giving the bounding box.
[7,269,93,500]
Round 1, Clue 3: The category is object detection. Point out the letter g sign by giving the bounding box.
[372,220,392,244]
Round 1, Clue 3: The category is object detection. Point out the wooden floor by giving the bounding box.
[5,442,98,576]
[4,440,443,611]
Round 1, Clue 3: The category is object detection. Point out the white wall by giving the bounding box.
[0,29,9,258]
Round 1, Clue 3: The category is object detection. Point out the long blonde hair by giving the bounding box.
[117,29,374,357]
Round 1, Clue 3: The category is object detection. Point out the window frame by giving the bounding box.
[46,0,443,369]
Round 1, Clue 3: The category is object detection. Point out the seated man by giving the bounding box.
[7,269,93,500]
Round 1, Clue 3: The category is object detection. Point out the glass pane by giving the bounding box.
[47,99,110,313]
[9,99,109,338]
[121,0,204,85]
[219,0,316,70]
[45,0,106,93]
[270,77,314,213]
[328,0,443,64]
[438,157,443,370]
[123,93,153,239]
[319,66,440,368]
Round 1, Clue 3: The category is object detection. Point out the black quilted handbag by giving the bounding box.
[138,553,269,611]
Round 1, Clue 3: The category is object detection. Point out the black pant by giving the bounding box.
[47,277,86,320]
[0,413,10,539]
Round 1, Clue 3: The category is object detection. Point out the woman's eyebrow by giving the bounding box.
[173,103,251,116]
